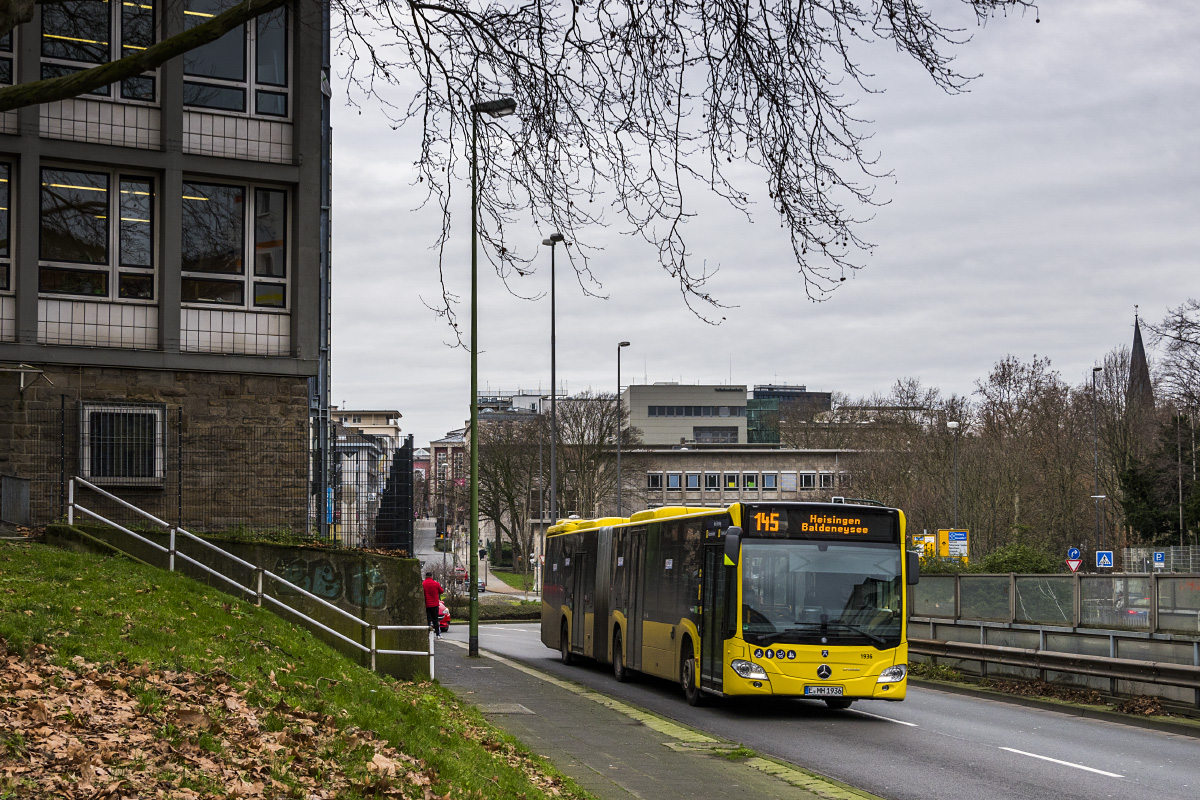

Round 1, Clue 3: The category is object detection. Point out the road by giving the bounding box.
[446,624,1199,800]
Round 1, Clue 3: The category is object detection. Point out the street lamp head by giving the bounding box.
[470,97,517,117]
[947,421,960,430]
[618,341,630,347]
[549,232,565,243]
[1093,366,1103,374]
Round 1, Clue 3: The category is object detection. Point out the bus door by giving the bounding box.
[700,544,726,692]
[572,551,591,652]
[627,528,646,670]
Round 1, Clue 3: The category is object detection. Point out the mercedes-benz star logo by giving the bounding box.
[817,664,832,680]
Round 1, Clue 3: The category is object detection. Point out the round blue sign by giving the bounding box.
[1067,547,1081,560]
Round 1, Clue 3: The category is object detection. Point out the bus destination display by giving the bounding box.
[744,504,898,543]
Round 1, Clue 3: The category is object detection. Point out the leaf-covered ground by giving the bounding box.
[0,541,588,800]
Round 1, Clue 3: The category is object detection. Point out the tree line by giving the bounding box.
[782,303,1199,565]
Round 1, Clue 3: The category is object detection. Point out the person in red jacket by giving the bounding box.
[422,571,443,636]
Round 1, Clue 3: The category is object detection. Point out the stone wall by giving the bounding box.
[0,364,310,533]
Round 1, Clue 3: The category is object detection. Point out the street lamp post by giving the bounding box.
[1092,366,1103,554]
[543,233,564,538]
[947,421,960,528]
[616,341,630,515]
[468,96,517,658]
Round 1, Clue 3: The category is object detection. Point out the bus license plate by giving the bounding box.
[804,686,844,697]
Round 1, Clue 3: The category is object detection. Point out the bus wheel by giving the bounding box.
[824,698,853,710]
[613,632,630,683]
[681,642,705,706]
[560,621,575,666]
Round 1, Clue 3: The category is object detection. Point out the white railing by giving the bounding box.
[67,477,434,677]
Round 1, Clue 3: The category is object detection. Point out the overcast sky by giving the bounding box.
[329,1,1199,448]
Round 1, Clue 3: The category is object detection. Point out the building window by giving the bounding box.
[685,473,700,491]
[839,472,853,488]
[183,0,289,116]
[646,472,663,490]
[666,473,682,490]
[79,402,166,487]
[798,472,816,490]
[39,167,156,301]
[819,472,835,490]
[181,181,287,309]
[41,0,158,101]
[723,473,738,490]
[762,473,778,491]
[704,473,720,492]
[742,473,758,490]
[0,31,12,86]
[0,162,9,292]
[694,426,738,444]
[649,405,745,418]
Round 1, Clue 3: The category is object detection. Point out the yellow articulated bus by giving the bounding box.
[541,500,919,707]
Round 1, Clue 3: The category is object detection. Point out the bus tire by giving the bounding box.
[613,631,630,682]
[681,641,705,706]
[824,698,853,710]
[560,621,575,666]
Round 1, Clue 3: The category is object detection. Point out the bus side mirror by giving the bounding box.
[723,527,742,568]
[906,550,920,585]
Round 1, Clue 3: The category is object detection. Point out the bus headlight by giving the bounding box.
[876,664,907,683]
[731,660,769,680]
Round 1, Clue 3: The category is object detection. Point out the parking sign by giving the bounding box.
[1153,551,1166,569]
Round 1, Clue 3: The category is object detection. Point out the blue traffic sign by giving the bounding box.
[948,531,968,541]
[1067,547,1081,560]
[1096,551,1114,569]
[1153,551,1166,563]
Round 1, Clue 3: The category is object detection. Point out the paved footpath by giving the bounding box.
[437,634,877,800]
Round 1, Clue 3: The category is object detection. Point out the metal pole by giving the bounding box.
[616,343,623,515]
[953,426,959,529]
[550,239,557,533]
[538,439,545,593]
[1093,366,1102,553]
[468,110,480,657]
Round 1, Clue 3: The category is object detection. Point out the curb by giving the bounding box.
[443,638,883,800]
[911,678,1200,739]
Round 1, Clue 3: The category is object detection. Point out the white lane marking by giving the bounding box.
[848,709,918,726]
[1000,747,1123,778]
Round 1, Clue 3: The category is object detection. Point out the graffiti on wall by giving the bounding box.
[273,556,388,609]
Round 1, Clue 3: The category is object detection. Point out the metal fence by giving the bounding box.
[1125,546,1200,573]
[912,572,1200,634]
[3,398,413,551]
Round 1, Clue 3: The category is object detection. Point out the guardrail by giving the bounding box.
[909,638,1200,693]
[67,477,434,677]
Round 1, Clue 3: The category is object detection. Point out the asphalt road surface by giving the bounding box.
[446,623,1199,800]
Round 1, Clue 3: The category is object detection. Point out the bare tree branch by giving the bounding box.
[0,0,289,113]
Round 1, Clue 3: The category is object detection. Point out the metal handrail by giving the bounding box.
[67,477,434,677]
[910,638,1200,691]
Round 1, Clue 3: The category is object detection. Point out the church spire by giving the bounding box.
[1128,307,1155,410]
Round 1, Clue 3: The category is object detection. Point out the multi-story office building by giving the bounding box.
[623,383,750,445]
[0,0,328,530]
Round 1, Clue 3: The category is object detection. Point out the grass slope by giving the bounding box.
[0,541,591,799]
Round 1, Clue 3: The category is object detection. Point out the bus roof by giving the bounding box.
[545,499,899,537]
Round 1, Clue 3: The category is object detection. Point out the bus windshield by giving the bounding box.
[740,540,902,648]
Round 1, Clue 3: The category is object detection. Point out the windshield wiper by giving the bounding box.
[824,620,886,645]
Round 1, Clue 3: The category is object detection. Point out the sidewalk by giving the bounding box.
[437,637,871,800]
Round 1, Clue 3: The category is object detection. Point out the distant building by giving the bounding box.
[624,383,750,445]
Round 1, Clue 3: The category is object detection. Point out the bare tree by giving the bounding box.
[1148,299,1200,406]
[332,0,1038,324]
[5,0,1037,317]
[476,417,540,576]
[552,391,641,518]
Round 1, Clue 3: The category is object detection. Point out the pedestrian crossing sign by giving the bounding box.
[1096,551,1114,569]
